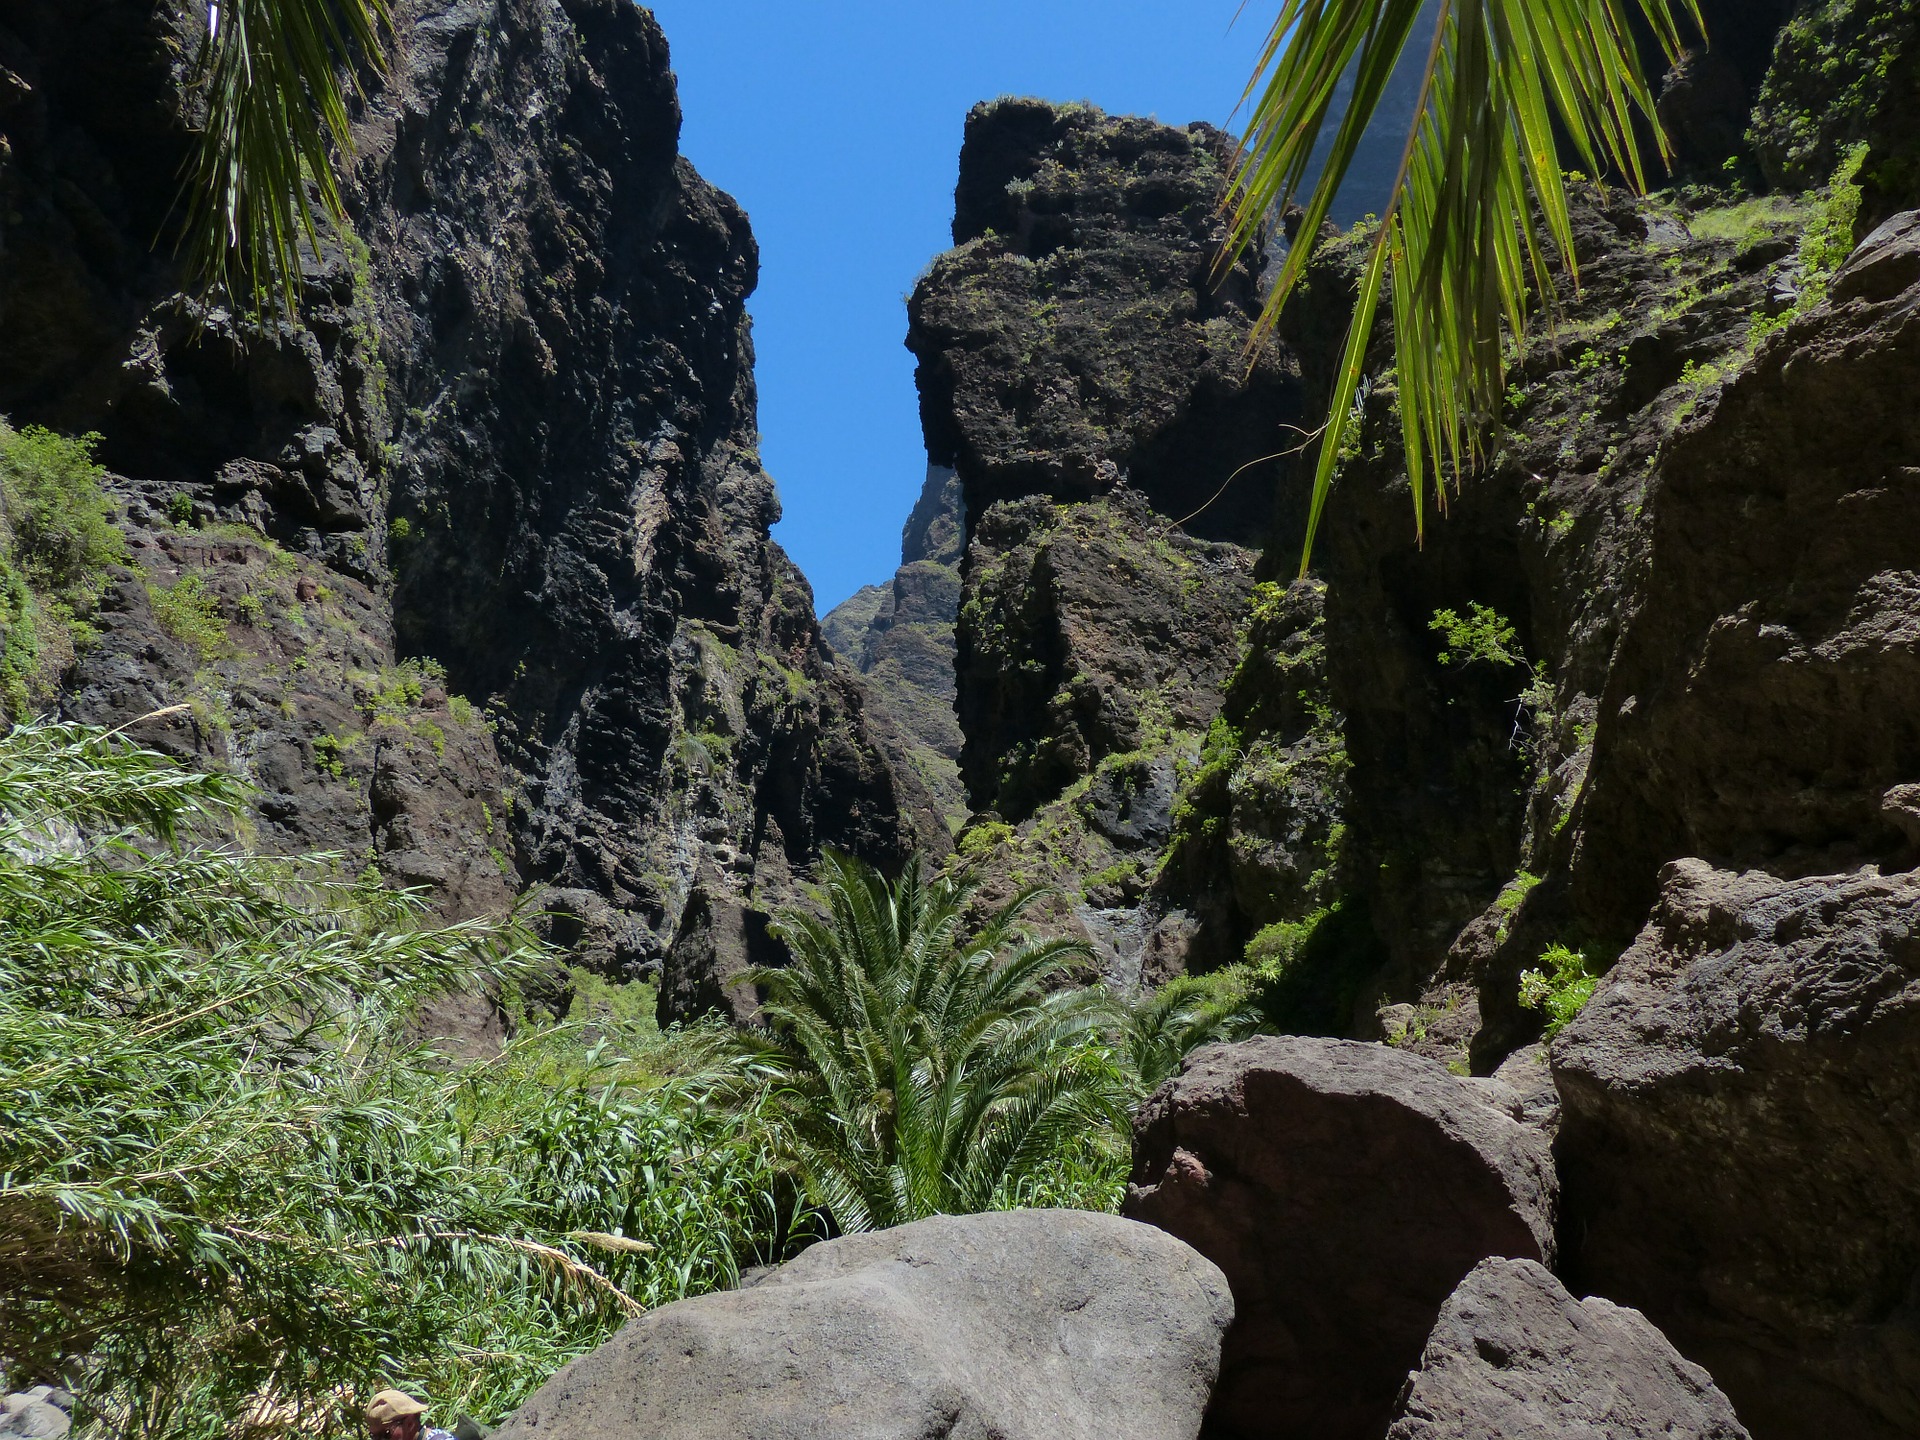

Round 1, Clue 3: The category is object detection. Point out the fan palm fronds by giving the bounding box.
[1120,970,1261,1094]
[738,852,1129,1233]
[1232,0,1705,568]
[180,0,391,315]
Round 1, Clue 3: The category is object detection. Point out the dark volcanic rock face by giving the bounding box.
[0,0,939,1004]
[1125,1036,1557,1440]
[908,98,1300,544]
[906,99,1307,982]
[1552,859,1920,1440]
[957,487,1253,824]
[1750,0,1920,224]
[1572,209,1920,941]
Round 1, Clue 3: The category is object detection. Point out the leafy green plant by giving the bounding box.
[0,422,131,716]
[1518,941,1599,1036]
[0,721,811,1434]
[735,852,1125,1233]
[147,574,229,662]
[956,819,1015,858]
[1430,602,1522,668]
[1231,0,1704,567]
[1795,142,1871,307]
[1245,909,1330,974]
[0,422,125,595]
[1119,970,1259,1094]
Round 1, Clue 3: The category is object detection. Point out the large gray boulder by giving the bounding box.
[1387,1258,1751,1439]
[1553,859,1920,1440]
[1124,1036,1557,1440]
[491,1209,1232,1440]
[0,1390,69,1440]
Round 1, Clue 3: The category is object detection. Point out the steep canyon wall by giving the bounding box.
[0,0,943,1025]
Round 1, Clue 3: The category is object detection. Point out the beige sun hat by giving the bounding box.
[365,1391,428,1424]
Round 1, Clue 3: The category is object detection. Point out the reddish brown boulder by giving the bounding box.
[1124,1036,1557,1440]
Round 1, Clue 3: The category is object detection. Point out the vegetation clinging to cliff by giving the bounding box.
[0,422,126,716]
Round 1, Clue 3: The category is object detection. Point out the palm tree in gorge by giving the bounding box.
[1228,0,1707,567]
[736,852,1128,1234]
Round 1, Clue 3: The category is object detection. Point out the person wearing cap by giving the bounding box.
[365,1389,455,1440]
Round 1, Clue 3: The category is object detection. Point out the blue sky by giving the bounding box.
[645,0,1259,614]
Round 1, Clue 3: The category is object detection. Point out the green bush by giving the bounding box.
[1797,143,1871,307]
[1245,911,1327,973]
[0,722,813,1435]
[1429,602,1522,668]
[1518,942,1599,1038]
[0,422,125,594]
[147,574,228,661]
[0,422,128,715]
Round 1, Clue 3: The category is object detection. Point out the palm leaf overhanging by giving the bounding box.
[737,852,1129,1234]
[1231,0,1706,569]
[181,0,391,316]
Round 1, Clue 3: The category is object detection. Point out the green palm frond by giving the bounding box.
[1233,0,1704,568]
[181,0,391,316]
[745,853,1118,1232]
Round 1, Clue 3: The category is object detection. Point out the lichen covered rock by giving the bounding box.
[491,1210,1233,1440]
[1388,1258,1751,1440]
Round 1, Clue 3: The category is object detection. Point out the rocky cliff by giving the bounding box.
[820,464,967,828]
[0,0,942,1022]
[904,98,1309,983]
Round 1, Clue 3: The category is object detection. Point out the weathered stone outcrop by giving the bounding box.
[0,0,940,1009]
[1750,0,1920,223]
[820,464,966,827]
[1268,181,1798,1055]
[908,98,1298,542]
[1388,1258,1751,1440]
[1124,1036,1557,1440]
[491,1209,1233,1440]
[1552,859,1920,1440]
[1571,208,1920,944]
[904,99,1311,981]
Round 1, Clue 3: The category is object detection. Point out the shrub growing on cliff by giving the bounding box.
[737,853,1130,1233]
[0,422,127,715]
[0,721,811,1435]
[0,422,124,595]
[1519,941,1600,1037]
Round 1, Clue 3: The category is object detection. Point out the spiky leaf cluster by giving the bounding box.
[1232,0,1705,567]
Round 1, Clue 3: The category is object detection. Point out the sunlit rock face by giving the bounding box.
[0,0,943,1017]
